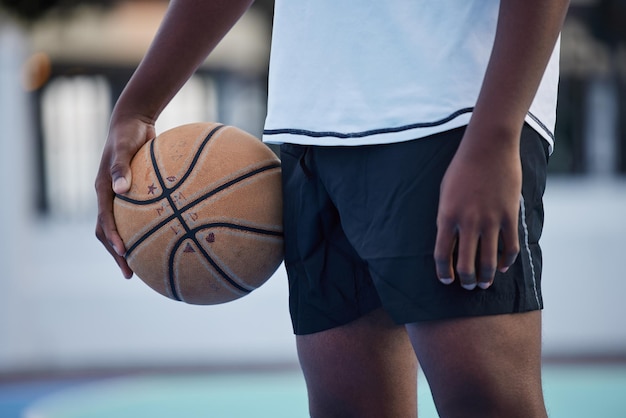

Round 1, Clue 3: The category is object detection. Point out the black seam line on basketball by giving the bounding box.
[115,124,226,205]
[176,163,281,214]
[116,161,280,208]
[175,223,282,295]
[189,234,251,294]
[168,124,227,195]
[152,123,224,221]
[187,222,282,292]
[262,108,474,138]
[151,139,194,300]
[167,231,251,297]
[149,136,193,242]
[167,237,183,301]
[123,163,282,257]
[192,222,283,237]
[127,126,227,255]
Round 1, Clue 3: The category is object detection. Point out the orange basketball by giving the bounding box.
[113,123,283,305]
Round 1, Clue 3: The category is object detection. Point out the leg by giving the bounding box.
[297,308,418,418]
[280,145,417,415]
[406,311,546,418]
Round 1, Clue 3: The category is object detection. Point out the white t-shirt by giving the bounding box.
[262,1,560,150]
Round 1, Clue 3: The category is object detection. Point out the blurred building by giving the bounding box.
[557,0,626,174]
[4,0,626,220]
[21,0,272,219]
[9,0,625,221]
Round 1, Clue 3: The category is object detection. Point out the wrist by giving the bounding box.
[110,103,157,129]
[458,115,523,162]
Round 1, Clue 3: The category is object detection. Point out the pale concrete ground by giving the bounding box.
[0,176,625,373]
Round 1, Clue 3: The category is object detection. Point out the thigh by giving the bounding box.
[297,308,418,418]
[280,143,383,335]
[315,124,549,325]
[406,311,547,418]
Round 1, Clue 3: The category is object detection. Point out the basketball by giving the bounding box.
[113,123,283,305]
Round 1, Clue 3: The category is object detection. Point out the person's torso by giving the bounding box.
[262,0,560,150]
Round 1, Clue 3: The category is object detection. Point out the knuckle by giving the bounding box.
[95,226,113,249]
[96,213,114,233]
[112,137,131,153]
[506,245,520,258]
[480,216,500,231]
[458,213,479,229]
[95,227,105,243]
[434,262,447,273]
[94,178,111,194]
[435,264,452,278]
[109,161,129,179]
[437,211,459,228]
[503,212,520,228]
[479,264,496,280]
[433,250,449,264]
[458,272,477,289]
[456,268,475,281]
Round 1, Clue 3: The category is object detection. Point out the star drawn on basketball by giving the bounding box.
[147,183,157,195]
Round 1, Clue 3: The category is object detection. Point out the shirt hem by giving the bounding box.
[263,111,555,152]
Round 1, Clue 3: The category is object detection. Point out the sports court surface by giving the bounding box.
[1,363,625,417]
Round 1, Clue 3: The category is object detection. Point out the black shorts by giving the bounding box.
[280,124,549,335]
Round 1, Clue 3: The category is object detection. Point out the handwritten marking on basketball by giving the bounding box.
[172,191,186,204]
[155,201,169,217]
[166,176,177,182]
[168,224,254,295]
[147,183,157,195]
[183,243,195,253]
[206,232,215,243]
[123,163,282,257]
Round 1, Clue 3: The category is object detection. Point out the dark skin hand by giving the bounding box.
[434,0,570,290]
[95,116,155,278]
[94,0,254,278]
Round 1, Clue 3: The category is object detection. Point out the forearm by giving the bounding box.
[467,0,569,150]
[112,0,254,124]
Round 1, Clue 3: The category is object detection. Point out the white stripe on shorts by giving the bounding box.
[519,194,541,308]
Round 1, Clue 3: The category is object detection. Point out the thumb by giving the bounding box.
[111,162,132,195]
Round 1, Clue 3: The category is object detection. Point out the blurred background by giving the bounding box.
[0,0,625,416]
